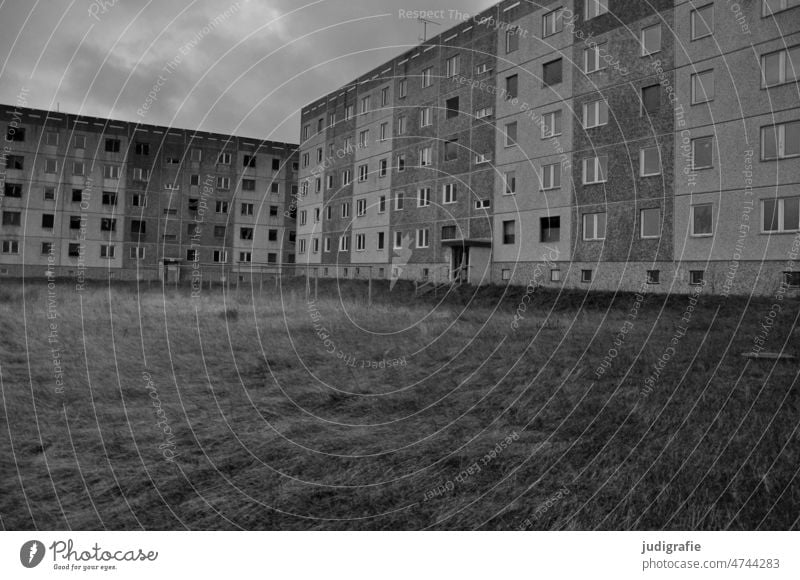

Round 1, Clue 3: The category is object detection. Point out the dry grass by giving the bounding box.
[0,278,798,530]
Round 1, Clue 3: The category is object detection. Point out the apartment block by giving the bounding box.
[296,0,800,295]
[0,105,298,282]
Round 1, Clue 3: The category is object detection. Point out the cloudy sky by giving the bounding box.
[0,0,496,144]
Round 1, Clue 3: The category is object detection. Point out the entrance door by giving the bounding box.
[451,246,469,283]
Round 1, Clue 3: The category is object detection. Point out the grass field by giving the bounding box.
[0,277,798,530]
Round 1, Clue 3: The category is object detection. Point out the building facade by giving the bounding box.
[296,0,800,295]
[0,105,298,282]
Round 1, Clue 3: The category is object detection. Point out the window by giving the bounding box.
[446,54,460,77]
[394,231,404,249]
[268,229,278,242]
[641,84,660,114]
[131,193,148,207]
[422,67,433,88]
[377,232,385,250]
[420,107,433,127]
[131,220,146,235]
[540,217,561,243]
[583,213,607,240]
[506,28,519,53]
[503,220,516,244]
[583,156,608,184]
[542,110,562,138]
[236,251,253,263]
[379,196,386,213]
[68,243,80,257]
[215,201,229,214]
[344,104,355,120]
[476,107,493,119]
[582,269,593,283]
[45,131,58,146]
[6,127,24,141]
[543,59,562,86]
[315,177,322,193]
[214,152,230,165]
[6,155,23,170]
[299,239,307,254]
[74,135,86,149]
[189,174,200,187]
[132,168,149,181]
[784,271,800,288]
[398,115,407,135]
[103,165,120,179]
[360,96,370,115]
[418,187,431,207]
[214,177,229,190]
[475,199,491,209]
[505,122,518,147]
[476,62,492,75]
[395,191,405,210]
[399,78,408,98]
[762,121,800,160]
[100,218,117,232]
[585,0,608,19]
[317,118,325,133]
[584,43,607,73]
[105,138,120,153]
[381,87,389,106]
[416,229,430,248]
[339,235,350,252]
[359,129,369,148]
[641,208,661,238]
[166,156,180,165]
[763,197,800,232]
[357,198,367,216]
[44,187,56,201]
[647,270,661,285]
[2,240,19,254]
[442,226,457,240]
[690,271,705,286]
[551,269,562,282]
[692,136,714,169]
[342,169,352,185]
[582,99,608,128]
[691,204,714,236]
[243,155,256,168]
[326,206,332,220]
[444,139,458,161]
[443,183,457,204]
[299,210,307,226]
[72,189,83,203]
[761,47,800,87]
[475,153,491,164]
[214,226,226,238]
[100,245,115,259]
[763,0,800,16]
[358,164,368,182]
[506,74,518,99]
[376,159,387,179]
[324,237,331,252]
[692,70,715,104]
[543,8,564,37]
[541,162,561,190]
[324,175,333,190]
[355,234,366,252]
[4,184,21,198]
[213,250,227,263]
[504,171,516,195]
[190,148,202,162]
[45,159,58,174]
[398,154,407,172]
[241,203,254,216]
[642,24,661,55]
[380,122,389,142]
[41,214,54,229]
[240,227,254,241]
[691,4,714,40]
[640,146,661,176]
[446,96,459,119]
[102,192,118,206]
[2,211,21,226]
[341,202,350,218]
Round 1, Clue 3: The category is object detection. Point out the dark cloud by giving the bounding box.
[0,0,496,143]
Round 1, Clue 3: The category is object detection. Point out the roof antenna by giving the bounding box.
[418,17,441,43]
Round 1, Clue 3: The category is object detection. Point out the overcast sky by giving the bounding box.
[0,0,496,144]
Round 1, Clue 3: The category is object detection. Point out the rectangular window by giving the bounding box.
[342,169,352,185]
[761,121,800,160]
[358,164,368,182]
[540,217,561,243]
[214,226,226,238]
[541,162,561,190]
[377,232,385,250]
[506,28,519,53]
[131,247,146,260]
[582,99,608,128]
[242,179,256,191]
[584,42,607,73]
[642,24,661,55]
[692,70,715,103]
[395,191,405,210]
[131,194,148,207]
[476,107,493,119]
[379,158,388,177]
[506,74,518,99]
[103,165,120,179]
[240,227,254,241]
[542,110,562,138]
[2,211,21,226]
[543,59,562,86]
[132,167,149,181]
[74,135,87,149]
[360,95,370,115]
[422,67,433,88]
[4,184,21,198]
[45,159,58,174]
[692,204,714,236]
[583,212,607,240]
[379,196,386,213]
[441,226,457,240]
[45,131,59,146]
[418,187,431,207]
[44,187,56,201]
[690,271,705,286]
[582,156,608,184]
[7,155,23,170]
[1,240,19,254]
[268,229,278,242]
[543,7,564,37]
[446,96,459,119]
[105,138,120,153]
[444,139,458,161]
[341,202,350,218]
[299,210,307,226]
[399,78,407,98]
[357,198,367,216]
[443,183,457,204]
[693,136,714,169]
[355,234,366,252]
[585,0,609,19]
[691,4,714,40]
[100,245,115,259]
[582,269,593,283]
[641,207,662,238]
[241,203,254,216]
[243,155,256,168]
[394,231,404,249]
[640,146,661,176]
[420,107,433,128]
[380,87,389,107]
[762,197,800,232]
[446,54,460,77]
[641,84,660,114]
[131,220,146,235]
[102,191,118,205]
[505,122,518,147]
[647,270,661,285]
[502,220,516,244]
[41,214,55,229]
[72,189,83,203]
[416,228,430,248]
[359,129,369,148]
[504,171,516,195]
[190,148,202,162]
[213,250,227,263]
[339,235,350,252]
[68,243,80,257]
[6,127,24,141]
